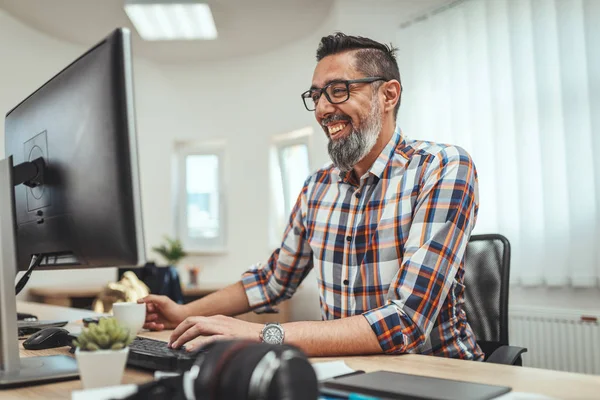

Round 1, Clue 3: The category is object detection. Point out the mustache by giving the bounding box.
[321,114,351,126]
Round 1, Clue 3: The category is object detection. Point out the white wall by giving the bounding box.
[2,0,599,319]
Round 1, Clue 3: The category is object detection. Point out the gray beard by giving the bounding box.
[327,97,382,173]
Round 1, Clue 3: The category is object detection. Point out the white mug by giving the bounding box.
[112,302,146,337]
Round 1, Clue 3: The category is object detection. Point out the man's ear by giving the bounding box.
[382,80,401,114]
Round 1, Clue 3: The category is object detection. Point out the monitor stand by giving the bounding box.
[0,156,79,387]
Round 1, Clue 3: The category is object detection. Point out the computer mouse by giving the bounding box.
[23,327,75,350]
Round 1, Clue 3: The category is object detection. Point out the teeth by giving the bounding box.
[328,123,347,135]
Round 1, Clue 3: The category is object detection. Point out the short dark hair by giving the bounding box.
[316,32,402,118]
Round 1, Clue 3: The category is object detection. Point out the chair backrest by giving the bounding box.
[463,234,511,359]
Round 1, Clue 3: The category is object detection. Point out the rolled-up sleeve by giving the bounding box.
[242,179,314,312]
[363,146,478,354]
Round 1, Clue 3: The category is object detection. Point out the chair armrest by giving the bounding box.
[486,345,528,365]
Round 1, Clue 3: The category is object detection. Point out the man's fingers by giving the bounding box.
[138,294,172,314]
[143,322,165,331]
[169,317,201,346]
[138,298,155,313]
[171,324,208,349]
[143,322,157,330]
[185,335,226,352]
[139,294,163,303]
[145,313,159,322]
[138,295,168,311]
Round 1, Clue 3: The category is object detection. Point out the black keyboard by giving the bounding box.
[18,320,68,338]
[127,337,202,372]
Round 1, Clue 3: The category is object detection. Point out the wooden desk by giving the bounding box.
[29,286,104,308]
[7,302,600,399]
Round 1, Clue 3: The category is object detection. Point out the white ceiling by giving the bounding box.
[0,0,336,63]
[0,0,450,64]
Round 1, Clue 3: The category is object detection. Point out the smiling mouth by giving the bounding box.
[327,122,350,140]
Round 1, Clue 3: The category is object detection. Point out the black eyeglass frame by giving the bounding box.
[301,77,388,111]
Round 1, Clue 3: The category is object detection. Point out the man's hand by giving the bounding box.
[169,315,263,352]
[138,295,188,331]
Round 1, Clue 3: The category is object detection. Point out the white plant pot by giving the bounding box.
[75,347,129,389]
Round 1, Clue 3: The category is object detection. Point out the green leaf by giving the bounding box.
[124,333,134,346]
[117,329,130,343]
[97,334,110,348]
[86,342,100,351]
[152,235,187,265]
[73,317,134,351]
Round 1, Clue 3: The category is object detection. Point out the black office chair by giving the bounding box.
[463,234,527,365]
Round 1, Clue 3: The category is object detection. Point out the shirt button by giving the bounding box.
[346,236,352,242]
[343,279,349,285]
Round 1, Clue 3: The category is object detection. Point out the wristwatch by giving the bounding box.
[260,322,284,345]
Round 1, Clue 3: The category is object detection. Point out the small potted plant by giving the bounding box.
[73,317,133,389]
[152,236,187,267]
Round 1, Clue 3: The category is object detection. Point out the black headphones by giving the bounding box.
[184,340,319,400]
[120,340,319,400]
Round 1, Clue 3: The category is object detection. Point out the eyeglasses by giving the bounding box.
[301,77,387,111]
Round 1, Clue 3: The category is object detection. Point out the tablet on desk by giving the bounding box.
[321,370,511,400]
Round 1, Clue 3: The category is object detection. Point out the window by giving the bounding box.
[269,128,312,247]
[397,0,600,287]
[279,144,310,217]
[175,142,226,253]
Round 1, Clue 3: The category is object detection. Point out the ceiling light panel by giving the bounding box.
[125,1,217,41]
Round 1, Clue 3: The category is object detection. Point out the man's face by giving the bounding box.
[311,51,383,172]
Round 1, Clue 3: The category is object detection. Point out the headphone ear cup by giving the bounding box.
[193,340,244,400]
[192,341,318,400]
[218,343,276,400]
[219,344,319,400]
[271,347,319,400]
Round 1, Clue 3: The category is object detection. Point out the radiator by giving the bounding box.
[509,306,600,374]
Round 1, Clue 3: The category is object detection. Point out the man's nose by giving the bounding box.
[315,94,336,120]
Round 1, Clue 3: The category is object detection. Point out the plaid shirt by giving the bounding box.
[242,128,483,360]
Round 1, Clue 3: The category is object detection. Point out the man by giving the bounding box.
[140,33,483,360]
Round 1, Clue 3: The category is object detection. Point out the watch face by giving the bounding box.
[264,326,283,344]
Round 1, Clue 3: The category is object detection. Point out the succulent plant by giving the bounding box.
[73,317,133,351]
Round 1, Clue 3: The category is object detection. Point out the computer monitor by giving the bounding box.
[0,28,145,387]
[5,30,145,271]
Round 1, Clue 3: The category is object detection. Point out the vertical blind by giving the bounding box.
[396,0,600,287]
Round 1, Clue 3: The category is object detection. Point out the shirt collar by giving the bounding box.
[336,127,403,183]
[369,127,403,180]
